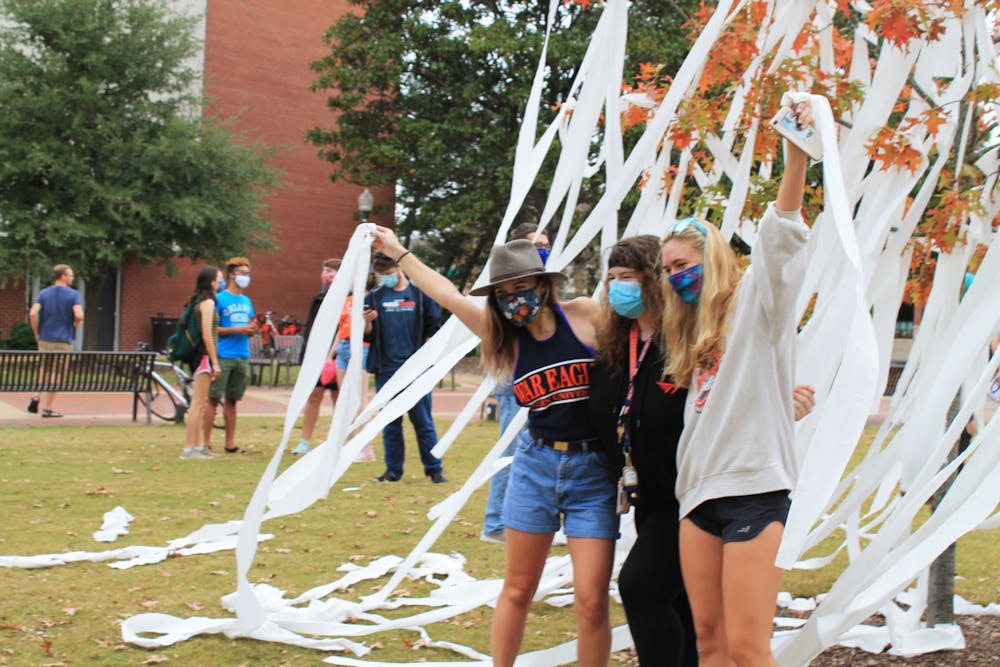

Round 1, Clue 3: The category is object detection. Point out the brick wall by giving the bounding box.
[0,283,29,341]
[119,0,392,350]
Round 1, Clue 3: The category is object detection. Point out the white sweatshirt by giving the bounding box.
[675,204,810,519]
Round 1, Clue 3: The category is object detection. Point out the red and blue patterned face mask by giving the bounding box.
[668,264,703,304]
[497,288,542,327]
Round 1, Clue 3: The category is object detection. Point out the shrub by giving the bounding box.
[4,322,37,350]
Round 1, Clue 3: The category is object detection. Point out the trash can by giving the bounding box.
[150,315,179,353]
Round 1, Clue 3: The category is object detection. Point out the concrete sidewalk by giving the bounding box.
[0,371,491,428]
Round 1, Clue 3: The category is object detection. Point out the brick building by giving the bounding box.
[0,0,385,351]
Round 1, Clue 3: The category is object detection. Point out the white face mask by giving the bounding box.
[234,274,251,289]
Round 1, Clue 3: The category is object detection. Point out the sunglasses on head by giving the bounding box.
[668,217,708,237]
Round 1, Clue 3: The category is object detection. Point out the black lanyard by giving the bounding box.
[618,321,652,454]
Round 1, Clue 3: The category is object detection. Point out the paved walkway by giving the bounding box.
[3,370,968,429]
[0,372,491,428]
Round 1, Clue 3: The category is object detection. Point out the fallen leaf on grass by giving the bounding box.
[85,486,111,496]
[60,607,77,616]
[138,600,158,610]
[111,468,132,475]
[209,570,229,576]
[185,601,205,611]
[142,656,169,665]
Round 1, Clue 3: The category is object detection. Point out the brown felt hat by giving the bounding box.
[468,239,567,297]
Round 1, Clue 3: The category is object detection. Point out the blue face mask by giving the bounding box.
[497,288,541,327]
[217,279,226,292]
[378,271,399,289]
[607,279,645,318]
[668,264,703,304]
[536,247,550,265]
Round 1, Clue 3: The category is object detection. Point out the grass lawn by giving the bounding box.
[0,419,995,666]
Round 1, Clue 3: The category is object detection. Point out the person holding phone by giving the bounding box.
[660,100,816,666]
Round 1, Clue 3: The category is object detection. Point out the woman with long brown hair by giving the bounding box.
[181,266,222,460]
[370,230,616,667]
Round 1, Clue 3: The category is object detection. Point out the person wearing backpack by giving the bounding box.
[179,266,223,460]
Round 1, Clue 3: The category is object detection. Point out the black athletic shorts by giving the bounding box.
[687,490,791,543]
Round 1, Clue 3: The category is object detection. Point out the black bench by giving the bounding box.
[0,350,157,423]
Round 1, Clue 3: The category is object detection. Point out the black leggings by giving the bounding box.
[619,508,698,666]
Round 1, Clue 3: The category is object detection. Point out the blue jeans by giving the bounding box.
[503,438,619,540]
[483,383,532,535]
[375,372,442,477]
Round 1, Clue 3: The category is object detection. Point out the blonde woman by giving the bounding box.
[660,102,816,666]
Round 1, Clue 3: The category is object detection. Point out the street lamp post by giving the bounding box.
[358,188,374,224]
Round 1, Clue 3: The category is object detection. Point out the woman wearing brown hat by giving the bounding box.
[371,228,616,667]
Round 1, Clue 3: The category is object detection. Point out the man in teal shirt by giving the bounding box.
[205,257,258,453]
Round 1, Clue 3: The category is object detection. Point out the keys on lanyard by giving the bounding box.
[617,322,650,511]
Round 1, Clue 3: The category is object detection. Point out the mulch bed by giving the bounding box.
[613,613,1000,665]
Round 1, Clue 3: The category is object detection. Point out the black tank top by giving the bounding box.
[512,304,595,442]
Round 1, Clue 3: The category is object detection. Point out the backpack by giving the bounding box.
[166,300,203,365]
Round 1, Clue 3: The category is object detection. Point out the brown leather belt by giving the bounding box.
[536,438,603,453]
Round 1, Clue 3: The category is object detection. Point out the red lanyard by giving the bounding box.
[618,321,652,451]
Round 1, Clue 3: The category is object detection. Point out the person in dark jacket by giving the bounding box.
[363,252,446,483]
[588,235,698,667]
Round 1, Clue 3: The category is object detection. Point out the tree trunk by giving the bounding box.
[925,393,964,626]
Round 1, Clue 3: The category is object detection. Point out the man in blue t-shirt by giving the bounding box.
[363,253,446,483]
[205,257,258,453]
[27,264,84,418]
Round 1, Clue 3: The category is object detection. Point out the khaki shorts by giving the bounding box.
[38,341,72,351]
[209,357,250,402]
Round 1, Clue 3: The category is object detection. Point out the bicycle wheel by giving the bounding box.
[142,375,187,423]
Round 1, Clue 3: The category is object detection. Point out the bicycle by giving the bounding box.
[134,342,224,429]
[135,342,192,423]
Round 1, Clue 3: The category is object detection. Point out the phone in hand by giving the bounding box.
[769,106,823,161]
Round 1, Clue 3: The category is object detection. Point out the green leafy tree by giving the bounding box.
[0,0,279,284]
[307,0,698,288]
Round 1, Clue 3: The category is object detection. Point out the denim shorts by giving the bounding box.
[687,490,791,543]
[502,439,620,540]
[335,339,370,370]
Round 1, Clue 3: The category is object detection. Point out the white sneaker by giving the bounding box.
[480,531,506,544]
[290,440,310,456]
[180,447,212,460]
[354,448,376,462]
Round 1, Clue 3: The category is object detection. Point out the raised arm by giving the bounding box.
[371,226,489,338]
[775,101,813,213]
